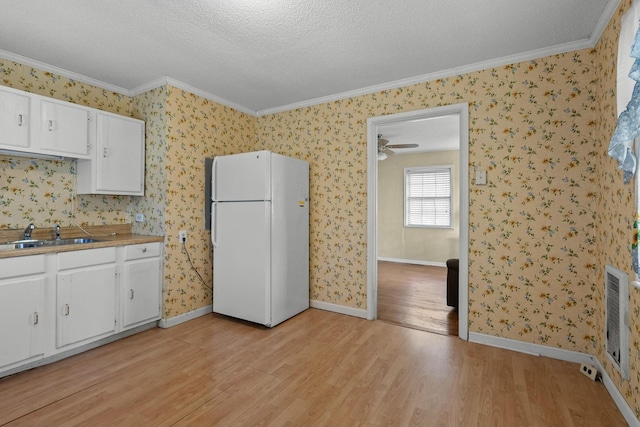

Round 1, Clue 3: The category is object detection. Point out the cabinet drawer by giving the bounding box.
[125,243,160,261]
[0,255,45,279]
[58,247,116,270]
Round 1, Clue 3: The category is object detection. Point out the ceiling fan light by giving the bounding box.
[378,151,388,161]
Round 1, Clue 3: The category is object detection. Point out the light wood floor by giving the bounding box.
[0,309,627,427]
[377,261,458,336]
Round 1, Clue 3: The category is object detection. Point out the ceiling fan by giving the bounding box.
[377,134,418,160]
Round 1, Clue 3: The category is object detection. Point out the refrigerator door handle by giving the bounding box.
[211,156,218,202]
[211,202,218,248]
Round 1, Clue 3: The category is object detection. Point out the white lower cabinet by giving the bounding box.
[122,243,162,330]
[0,255,46,371]
[56,248,117,349]
[0,242,162,377]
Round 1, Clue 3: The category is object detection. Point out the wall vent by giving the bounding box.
[605,265,630,380]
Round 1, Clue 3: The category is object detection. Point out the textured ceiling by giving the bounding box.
[0,0,619,115]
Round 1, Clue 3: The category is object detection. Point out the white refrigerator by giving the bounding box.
[211,150,310,327]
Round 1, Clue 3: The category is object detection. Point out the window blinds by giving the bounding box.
[405,167,452,227]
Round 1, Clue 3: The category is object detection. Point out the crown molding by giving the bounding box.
[0,49,130,95]
[129,77,256,116]
[127,76,169,97]
[0,0,621,119]
[255,37,601,116]
[256,0,621,116]
[594,0,622,46]
[0,34,608,119]
[0,50,257,116]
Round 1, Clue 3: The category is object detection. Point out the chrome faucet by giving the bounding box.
[54,224,60,240]
[23,223,35,240]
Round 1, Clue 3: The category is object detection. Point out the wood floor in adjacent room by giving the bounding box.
[0,309,627,427]
[377,261,458,336]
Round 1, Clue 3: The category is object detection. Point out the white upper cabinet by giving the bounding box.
[0,85,91,159]
[77,111,145,196]
[38,98,90,158]
[0,85,146,196]
[0,86,30,149]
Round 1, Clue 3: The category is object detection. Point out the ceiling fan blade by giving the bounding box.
[378,138,390,147]
[382,147,394,155]
[387,143,418,149]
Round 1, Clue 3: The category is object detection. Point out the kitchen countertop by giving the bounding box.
[0,224,164,259]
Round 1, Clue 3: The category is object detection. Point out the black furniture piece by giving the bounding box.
[446,258,459,309]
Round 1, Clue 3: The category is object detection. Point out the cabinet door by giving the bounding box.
[96,112,144,194]
[56,264,116,348]
[0,86,30,149]
[0,277,44,369]
[122,258,161,329]
[39,99,90,157]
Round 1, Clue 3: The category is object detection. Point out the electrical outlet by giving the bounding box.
[178,230,187,243]
[580,363,597,381]
[135,213,144,222]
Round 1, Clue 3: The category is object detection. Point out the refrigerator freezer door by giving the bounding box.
[213,201,271,325]
[212,151,271,202]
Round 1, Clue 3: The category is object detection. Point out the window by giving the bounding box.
[404,166,452,228]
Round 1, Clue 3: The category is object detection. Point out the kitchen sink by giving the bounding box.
[42,238,97,246]
[8,239,46,249]
[6,237,99,249]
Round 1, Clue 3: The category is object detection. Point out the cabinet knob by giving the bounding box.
[142,247,147,253]
[33,312,39,325]
[130,289,135,300]
[48,120,54,131]
[103,147,108,158]
[64,304,70,316]
[17,114,23,127]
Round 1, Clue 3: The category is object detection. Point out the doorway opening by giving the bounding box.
[377,260,458,335]
[366,104,469,340]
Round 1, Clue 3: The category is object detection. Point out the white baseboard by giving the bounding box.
[469,332,639,427]
[377,257,446,268]
[158,305,213,329]
[159,302,368,327]
[310,300,367,319]
[591,356,640,427]
[469,332,593,363]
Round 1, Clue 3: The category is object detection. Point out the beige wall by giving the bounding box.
[2,0,640,415]
[377,150,460,264]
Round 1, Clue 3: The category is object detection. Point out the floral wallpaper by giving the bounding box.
[160,86,255,318]
[2,1,640,416]
[256,103,369,307]
[131,86,168,237]
[595,0,640,415]
[257,52,599,348]
[0,58,134,229]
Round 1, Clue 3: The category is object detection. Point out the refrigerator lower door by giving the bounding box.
[213,201,271,325]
